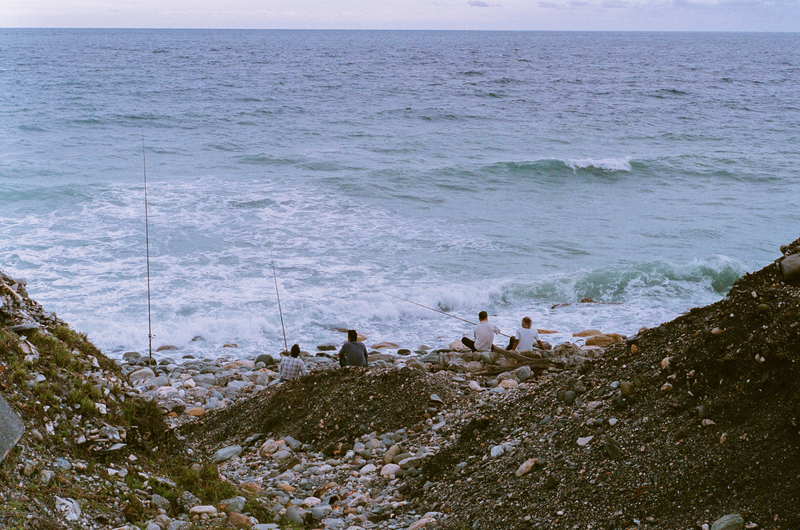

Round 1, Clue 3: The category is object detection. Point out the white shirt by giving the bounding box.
[514,327,541,351]
[474,320,501,351]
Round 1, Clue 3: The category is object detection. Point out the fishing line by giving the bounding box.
[385,293,512,338]
[267,230,289,353]
[141,132,154,363]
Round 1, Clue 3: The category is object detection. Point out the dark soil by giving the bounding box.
[404,243,800,529]
[182,366,467,455]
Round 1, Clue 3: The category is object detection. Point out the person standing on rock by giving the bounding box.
[508,316,546,352]
[461,311,501,352]
[279,344,308,381]
[338,329,368,367]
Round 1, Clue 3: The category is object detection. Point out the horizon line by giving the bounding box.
[2,27,798,33]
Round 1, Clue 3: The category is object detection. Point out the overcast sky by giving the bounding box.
[2,0,799,32]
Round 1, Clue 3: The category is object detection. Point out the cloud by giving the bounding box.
[467,1,491,6]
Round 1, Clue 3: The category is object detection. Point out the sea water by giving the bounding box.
[1,29,798,359]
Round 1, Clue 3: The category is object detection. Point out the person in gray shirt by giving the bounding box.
[338,329,368,366]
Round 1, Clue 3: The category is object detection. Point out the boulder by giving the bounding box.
[176,491,202,512]
[515,458,537,477]
[515,365,533,381]
[781,253,800,283]
[573,329,603,337]
[228,512,253,528]
[211,445,242,464]
[129,367,156,384]
[0,394,25,464]
[585,334,617,347]
[151,494,171,511]
[552,342,580,358]
[710,514,745,530]
[218,496,246,513]
[259,439,279,456]
[371,341,399,349]
[466,360,484,372]
[254,354,276,366]
[448,339,470,352]
[380,463,402,477]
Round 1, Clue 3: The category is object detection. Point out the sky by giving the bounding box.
[1,0,799,31]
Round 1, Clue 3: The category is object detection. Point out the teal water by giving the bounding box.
[1,30,798,358]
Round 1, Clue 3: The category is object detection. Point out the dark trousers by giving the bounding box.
[461,337,513,352]
[461,337,477,352]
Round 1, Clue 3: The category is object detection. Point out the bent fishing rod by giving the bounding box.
[385,293,512,338]
[267,231,289,353]
[141,133,154,364]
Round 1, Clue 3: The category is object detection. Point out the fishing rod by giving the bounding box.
[267,231,289,353]
[141,133,154,364]
[385,293,512,338]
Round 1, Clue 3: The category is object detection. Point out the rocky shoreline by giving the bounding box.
[1,237,799,530]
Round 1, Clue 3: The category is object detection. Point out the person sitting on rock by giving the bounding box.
[507,316,546,352]
[338,329,368,367]
[279,344,308,381]
[461,311,501,352]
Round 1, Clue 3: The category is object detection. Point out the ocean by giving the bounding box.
[1,29,798,360]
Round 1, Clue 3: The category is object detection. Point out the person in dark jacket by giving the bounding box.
[338,329,368,366]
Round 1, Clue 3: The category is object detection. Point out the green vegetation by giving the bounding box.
[175,464,239,505]
[0,320,274,528]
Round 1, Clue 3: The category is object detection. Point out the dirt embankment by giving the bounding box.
[179,238,800,529]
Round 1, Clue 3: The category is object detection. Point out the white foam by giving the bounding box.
[565,157,632,172]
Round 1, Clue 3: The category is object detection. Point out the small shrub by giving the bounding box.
[121,493,147,523]
[79,396,95,415]
[176,464,239,505]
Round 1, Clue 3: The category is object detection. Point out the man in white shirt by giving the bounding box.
[461,311,501,352]
[510,316,545,352]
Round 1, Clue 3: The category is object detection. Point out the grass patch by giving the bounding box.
[176,465,239,505]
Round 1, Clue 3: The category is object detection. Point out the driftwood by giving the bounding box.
[0,281,23,302]
[471,347,564,376]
